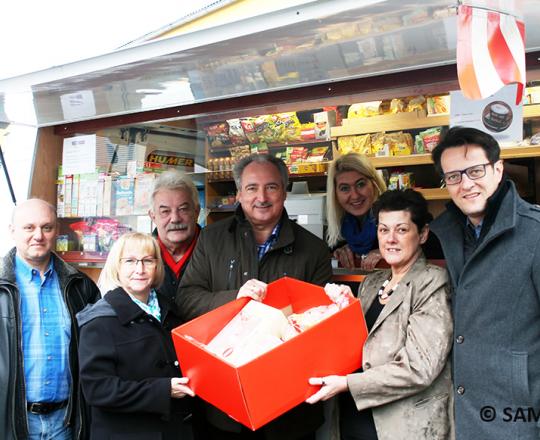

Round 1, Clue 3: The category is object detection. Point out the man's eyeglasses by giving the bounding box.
[441,163,493,186]
[120,257,157,268]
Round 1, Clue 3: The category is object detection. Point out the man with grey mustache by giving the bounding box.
[149,169,201,331]
[178,154,332,440]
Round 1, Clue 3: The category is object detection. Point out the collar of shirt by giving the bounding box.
[257,222,282,261]
[466,218,483,240]
[126,289,161,322]
[14,253,54,282]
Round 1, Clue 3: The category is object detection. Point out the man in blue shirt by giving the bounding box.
[0,198,100,439]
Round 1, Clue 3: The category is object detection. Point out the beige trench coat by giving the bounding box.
[346,255,454,440]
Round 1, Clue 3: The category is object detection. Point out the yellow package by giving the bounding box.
[371,132,389,156]
[389,98,406,114]
[406,96,426,112]
[388,132,413,156]
[337,135,371,155]
[348,101,382,118]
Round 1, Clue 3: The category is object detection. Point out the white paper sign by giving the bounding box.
[62,135,96,175]
[450,84,523,142]
[60,90,96,120]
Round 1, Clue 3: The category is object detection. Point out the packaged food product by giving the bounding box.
[313,110,337,140]
[416,127,442,152]
[426,95,450,115]
[250,143,269,155]
[388,132,413,156]
[300,123,316,141]
[56,235,69,252]
[406,95,426,112]
[399,172,415,189]
[277,112,302,143]
[337,135,371,155]
[230,144,251,161]
[306,146,329,162]
[240,118,260,143]
[371,132,389,156]
[206,123,231,147]
[388,174,400,190]
[286,146,308,164]
[348,101,382,118]
[389,98,406,114]
[227,118,248,144]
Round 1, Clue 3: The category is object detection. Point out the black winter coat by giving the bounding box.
[0,248,100,440]
[177,208,332,439]
[77,288,191,440]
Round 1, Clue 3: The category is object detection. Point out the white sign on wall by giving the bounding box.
[450,83,523,142]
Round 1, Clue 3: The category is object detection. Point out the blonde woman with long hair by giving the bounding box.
[326,153,386,269]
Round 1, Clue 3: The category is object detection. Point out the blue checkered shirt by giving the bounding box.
[15,254,71,403]
[256,222,281,260]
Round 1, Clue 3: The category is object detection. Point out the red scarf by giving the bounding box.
[158,228,199,278]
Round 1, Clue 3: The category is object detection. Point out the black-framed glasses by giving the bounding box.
[441,163,493,186]
[120,257,157,268]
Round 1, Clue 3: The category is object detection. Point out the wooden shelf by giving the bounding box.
[415,187,449,200]
[370,153,433,168]
[524,104,540,118]
[209,138,332,153]
[363,146,540,169]
[331,103,540,138]
[499,145,540,159]
[58,251,108,265]
[331,110,448,137]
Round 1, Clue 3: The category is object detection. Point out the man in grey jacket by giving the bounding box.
[0,199,100,440]
[430,126,540,439]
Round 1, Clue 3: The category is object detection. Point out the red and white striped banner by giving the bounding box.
[457,4,525,104]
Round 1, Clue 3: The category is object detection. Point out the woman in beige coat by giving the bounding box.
[308,189,453,440]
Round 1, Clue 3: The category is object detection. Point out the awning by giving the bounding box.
[1,0,540,127]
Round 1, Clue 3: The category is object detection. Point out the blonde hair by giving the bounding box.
[98,232,165,295]
[326,153,387,248]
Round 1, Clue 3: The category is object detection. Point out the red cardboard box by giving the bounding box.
[172,277,367,430]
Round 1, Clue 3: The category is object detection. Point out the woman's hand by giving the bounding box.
[333,244,356,269]
[305,376,348,404]
[359,249,383,271]
[170,377,194,399]
[237,279,268,301]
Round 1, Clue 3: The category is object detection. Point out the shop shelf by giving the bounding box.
[330,103,540,138]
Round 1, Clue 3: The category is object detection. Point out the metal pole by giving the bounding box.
[0,145,17,205]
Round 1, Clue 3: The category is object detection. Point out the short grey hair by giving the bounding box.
[150,170,200,209]
[233,154,289,190]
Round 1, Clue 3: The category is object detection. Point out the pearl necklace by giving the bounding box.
[377,277,398,300]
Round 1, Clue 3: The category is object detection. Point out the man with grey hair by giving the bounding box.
[0,198,100,439]
[148,170,203,440]
[148,169,201,331]
[178,154,332,440]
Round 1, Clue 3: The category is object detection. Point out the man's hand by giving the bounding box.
[305,376,348,404]
[170,377,194,399]
[237,279,268,301]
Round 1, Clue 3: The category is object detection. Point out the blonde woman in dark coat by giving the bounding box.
[308,190,453,440]
[77,232,194,440]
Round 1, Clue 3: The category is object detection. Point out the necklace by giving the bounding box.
[377,277,398,300]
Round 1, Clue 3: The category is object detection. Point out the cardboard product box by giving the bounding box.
[314,110,337,140]
[172,277,367,431]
